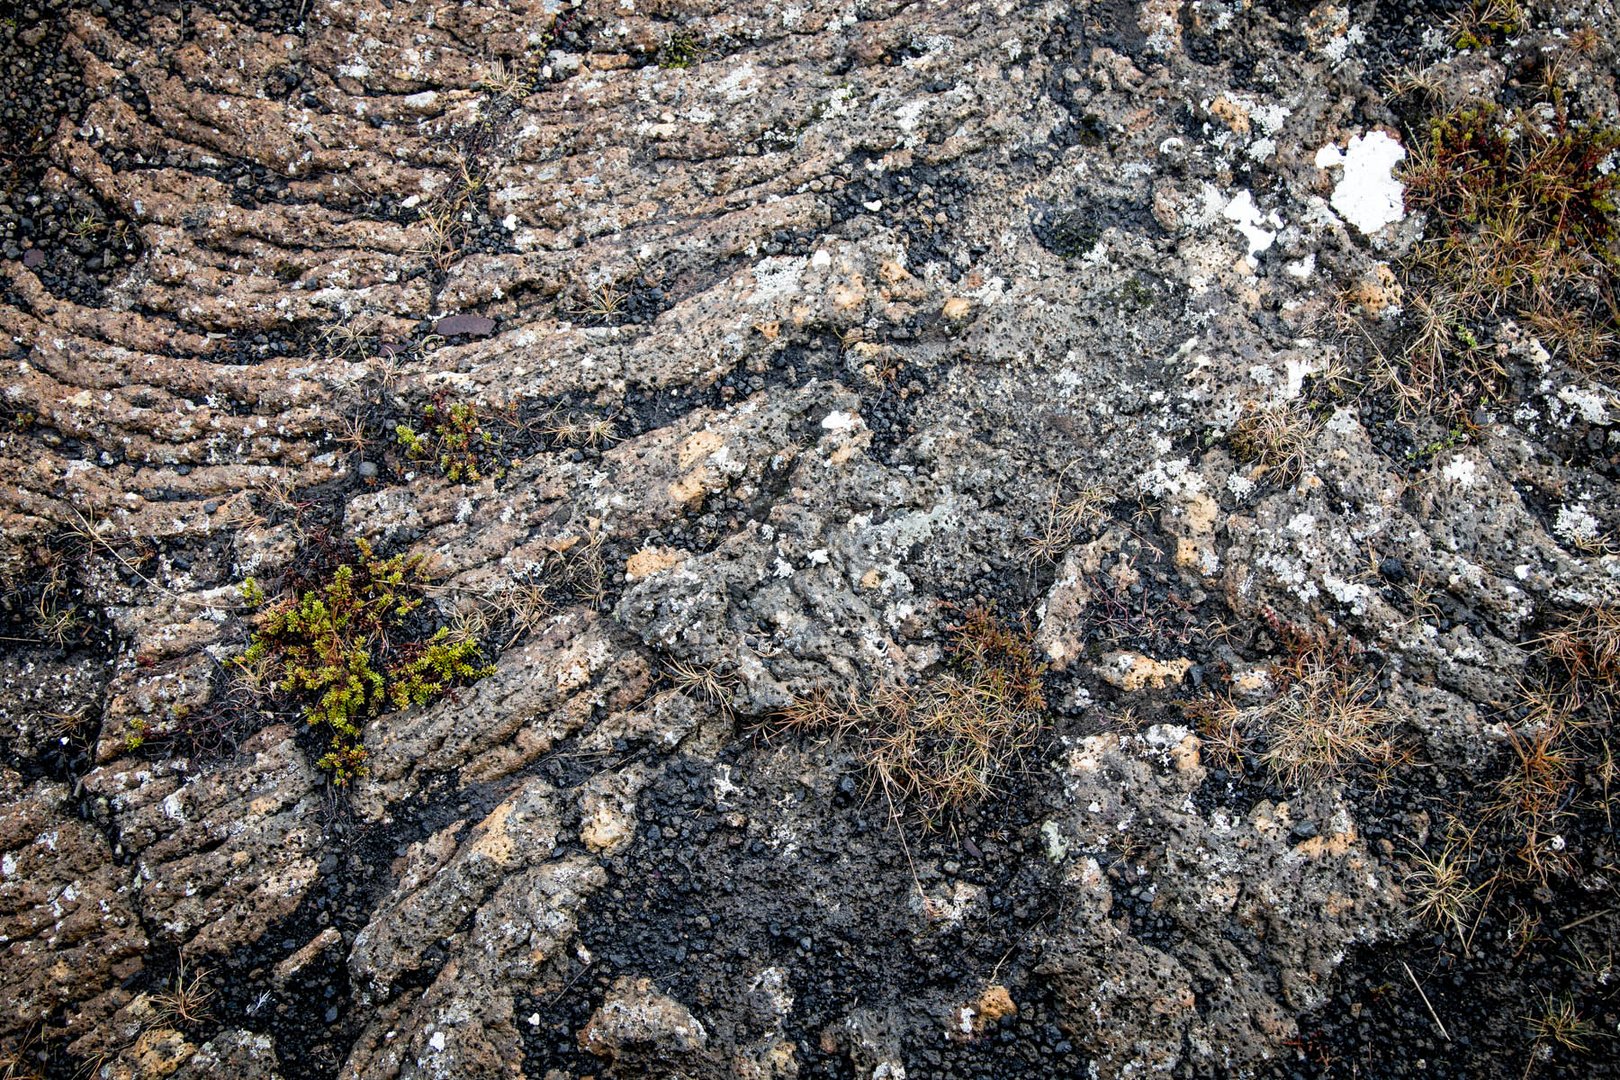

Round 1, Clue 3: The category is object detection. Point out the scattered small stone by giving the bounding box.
[433,313,496,337]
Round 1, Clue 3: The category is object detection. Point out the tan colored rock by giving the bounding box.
[0,771,146,1055]
[1230,666,1275,698]
[1038,553,1095,667]
[170,1030,282,1080]
[1343,263,1404,315]
[1165,491,1221,575]
[349,777,561,990]
[579,766,648,854]
[977,985,1017,1025]
[951,983,1018,1039]
[626,545,685,581]
[272,927,343,986]
[1207,96,1252,135]
[130,1029,196,1079]
[1097,651,1193,691]
[581,807,635,853]
[830,280,867,311]
[81,725,323,958]
[679,430,726,471]
[1297,829,1360,859]
[734,1037,800,1079]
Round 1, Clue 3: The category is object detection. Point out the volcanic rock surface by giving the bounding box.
[2,0,1618,1078]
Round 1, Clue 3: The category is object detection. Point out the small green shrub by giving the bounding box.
[1452,0,1523,49]
[239,577,264,607]
[395,400,503,483]
[237,539,494,784]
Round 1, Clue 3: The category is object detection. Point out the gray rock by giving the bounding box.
[2,0,1616,1073]
[579,977,709,1060]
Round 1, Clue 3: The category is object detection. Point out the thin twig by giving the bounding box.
[877,770,925,903]
[1402,961,1451,1042]
[1461,872,1499,959]
[1558,907,1617,933]
[987,942,1018,986]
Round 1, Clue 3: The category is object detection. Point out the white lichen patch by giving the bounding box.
[1140,453,1206,500]
[1441,456,1477,487]
[747,256,806,303]
[1323,572,1372,615]
[1322,24,1366,63]
[1555,384,1614,426]
[1222,190,1280,264]
[1314,130,1406,234]
[1555,503,1602,546]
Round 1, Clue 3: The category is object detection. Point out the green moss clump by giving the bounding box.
[237,539,494,785]
[657,31,702,69]
[395,400,502,483]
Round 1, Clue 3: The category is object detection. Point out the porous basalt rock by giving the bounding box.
[2,0,1618,1076]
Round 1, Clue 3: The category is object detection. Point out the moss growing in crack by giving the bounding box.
[237,538,494,785]
[657,30,703,69]
[395,399,503,483]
